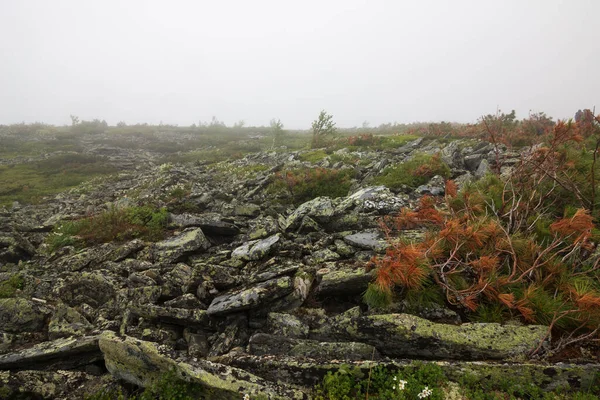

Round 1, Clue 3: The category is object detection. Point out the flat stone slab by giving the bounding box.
[249,333,381,361]
[132,304,210,327]
[315,265,374,296]
[343,231,386,252]
[0,335,101,370]
[311,309,548,360]
[207,276,294,316]
[215,353,600,392]
[99,331,306,399]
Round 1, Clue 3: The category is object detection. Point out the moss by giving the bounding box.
[0,274,24,298]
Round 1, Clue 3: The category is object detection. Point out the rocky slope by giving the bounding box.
[1,137,598,399]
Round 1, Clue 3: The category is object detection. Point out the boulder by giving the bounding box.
[0,298,48,333]
[142,228,210,264]
[170,213,240,236]
[416,175,446,196]
[267,312,309,338]
[0,335,101,370]
[286,197,335,230]
[232,234,281,261]
[315,265,374,296]
[207,276,294,316]
[248,333,380,361]
[98,331,306,399]
[311,310,549,360]
[343,231,386,252]
[48,304,93,340]
[131,304,210,327]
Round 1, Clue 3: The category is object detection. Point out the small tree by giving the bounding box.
[311,110,336,148]
[270,118,284,149]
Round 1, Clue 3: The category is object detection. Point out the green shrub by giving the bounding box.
[47,206,168,252]
[375,153,450,190]
[299,150,329,163]
[268,167,355,204]
[0,274,24,298]
[85,370,211,400]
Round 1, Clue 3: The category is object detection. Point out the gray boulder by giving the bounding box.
[207,276,294,316]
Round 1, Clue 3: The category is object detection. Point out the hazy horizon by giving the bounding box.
[1,0,598,129]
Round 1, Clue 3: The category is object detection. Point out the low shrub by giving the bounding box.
[375,153,451,190]
[316,363,599,399]
[47,206,168,252]
[268,167,355,204]
[0,274,24,298]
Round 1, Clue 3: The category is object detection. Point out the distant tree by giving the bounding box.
[70,115,79,126]
[270,118,284,149]
[233,120,246,129]
[117,121,127,127]
[311,110,336,148]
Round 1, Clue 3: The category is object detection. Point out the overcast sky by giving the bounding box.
[0,0,598,129]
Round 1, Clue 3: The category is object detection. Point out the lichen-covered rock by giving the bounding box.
[311,310,549,360]
[247,234,281,260]
[0,232,36,264]
[416,175,446,196]
[131,304,210,327]
[98,331,307,399]
[55,272,117,309]
[0,298,48,333]
[48,303,93,340]
[170,213,240,236]
[0,370,102,400]
[267,313,309,338]
[249,333,380,361]
[208,315,248,357]
[315,264,373,296]
[343,231,386,252]
[207,276,294,316]
[141,228,210,264]
[338,186,406,214]
[232,234,281,261]
[285,197,335,230]
[217,354,600,392]
[0,335,101,370]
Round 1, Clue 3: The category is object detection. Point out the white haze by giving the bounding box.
[0,0,599,129]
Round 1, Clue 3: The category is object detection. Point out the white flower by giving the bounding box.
[392,385,396,390]
[417,386,433,398]
[393,376,397,381]
[243,395,250,400]
[398,380,407,390]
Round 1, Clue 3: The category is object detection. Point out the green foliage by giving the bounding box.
[270,118,285,149]
[362,283,392,309]
[311,110,337,148]
[85,370,211,400]
[378,134,421,149]
[316,363,599,399]
[299,150,329,163]
[47,206,169,252]
[375,153,451,190]
[315,363,445,400]
[268,167,355,205]
[0,274,24,298]
[0,154,117,206]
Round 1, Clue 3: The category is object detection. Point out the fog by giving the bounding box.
[1,0,598,128]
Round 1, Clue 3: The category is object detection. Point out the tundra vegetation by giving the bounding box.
[1,109,600,399]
